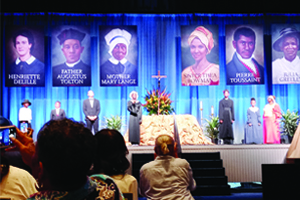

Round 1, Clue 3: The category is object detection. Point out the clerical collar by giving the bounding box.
[65,59,81,67]
[236,52,257,73]
[89,97,94,100]
[16,56,36,65]
[249,106,258,112]
[224,97,229,100]
[109,57,127,65]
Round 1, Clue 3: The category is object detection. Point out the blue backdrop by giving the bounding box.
[1,12,300,143]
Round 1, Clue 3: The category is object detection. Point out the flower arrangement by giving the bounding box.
[142,88,175,115]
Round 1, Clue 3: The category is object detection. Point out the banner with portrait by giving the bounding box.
[271,24,300,84]
[5,25,45,87]
[99,26,138,86]
[181,25,220,86]
[51,25,91,87]
[225,25,264,85]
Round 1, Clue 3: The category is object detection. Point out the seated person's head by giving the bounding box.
[154,135,176,157]
[93,129,130,176]
[34,118,96,191]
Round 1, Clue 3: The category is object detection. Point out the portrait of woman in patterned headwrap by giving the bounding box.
[181,26,220,86]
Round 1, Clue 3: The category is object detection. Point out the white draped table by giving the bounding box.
[124,114,212,145]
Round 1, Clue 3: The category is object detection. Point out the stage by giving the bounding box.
[126,144,290,182]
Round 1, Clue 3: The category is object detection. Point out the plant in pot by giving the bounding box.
[281,109,299,143]
[104,115,123,132]
[204,116,220,144]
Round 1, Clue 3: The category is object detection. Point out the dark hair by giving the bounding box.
[36,118,96,190]
[93,129,130,176]
[233,27,256,42]
[13,29,35,52]
[223,89,230,94]
[251,97,256,101]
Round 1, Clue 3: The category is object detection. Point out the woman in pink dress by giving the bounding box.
[263,95,282,144]
[181,26,219,86]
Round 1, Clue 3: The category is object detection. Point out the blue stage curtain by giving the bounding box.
[1,12,300,143]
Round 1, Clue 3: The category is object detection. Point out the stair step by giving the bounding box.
[182,152,220,160]
[194,176,228,185]
[193,168,225,176]
[188,160,223,168]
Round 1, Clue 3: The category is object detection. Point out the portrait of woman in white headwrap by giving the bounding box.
[181,26,220,86]
[100,26,138,86]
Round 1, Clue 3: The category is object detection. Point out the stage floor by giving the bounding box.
[126,144,290,182]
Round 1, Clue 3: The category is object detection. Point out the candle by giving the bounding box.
[200,101,203,109]
[211,106,214,115]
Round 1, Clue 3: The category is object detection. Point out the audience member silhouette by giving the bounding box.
[139,134,196,200]
[0,150,37,199]
[9,118,123,200]
[93,129,138,200]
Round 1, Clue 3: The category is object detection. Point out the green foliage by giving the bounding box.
[281,109,299,137]
[204,116,220,139]
[104,115,123,132]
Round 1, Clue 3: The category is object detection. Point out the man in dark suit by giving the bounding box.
[52,28,91,86]
[226,27,264,85]
[83,90,100,134]
[50,101,66,120]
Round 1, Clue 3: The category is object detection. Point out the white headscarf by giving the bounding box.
[267,95,276,104]
[104,28,132,57]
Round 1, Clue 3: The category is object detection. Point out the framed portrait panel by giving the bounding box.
[99,25,138,87]
[5,25,45,87]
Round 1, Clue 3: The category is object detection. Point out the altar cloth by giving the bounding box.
[124,114,212,145]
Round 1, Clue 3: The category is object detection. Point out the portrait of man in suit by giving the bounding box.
[83,90,100,134]
[226,26,264,85]
[52,26,91,87]
[50,101,66,120]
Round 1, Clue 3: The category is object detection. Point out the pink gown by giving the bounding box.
[263,103,281,144]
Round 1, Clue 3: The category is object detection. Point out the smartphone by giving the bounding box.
[0,126,17,147]
[20,122,28,132]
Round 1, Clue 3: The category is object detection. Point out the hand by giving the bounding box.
[220,120,223,124]
[258,123,261,126]
[6,127,36,168]
[26,127,33,137]
[249,123,252,127]
[88,116,97,121]
[232,120,234,123]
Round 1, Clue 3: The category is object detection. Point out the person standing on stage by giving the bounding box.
[244,98,263,144]
[19,99,32,130]
[263,95,282,144]
[127,91,142,145]
[50,101,66,120]
[219,89,235,144]
[83,90,100,134]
